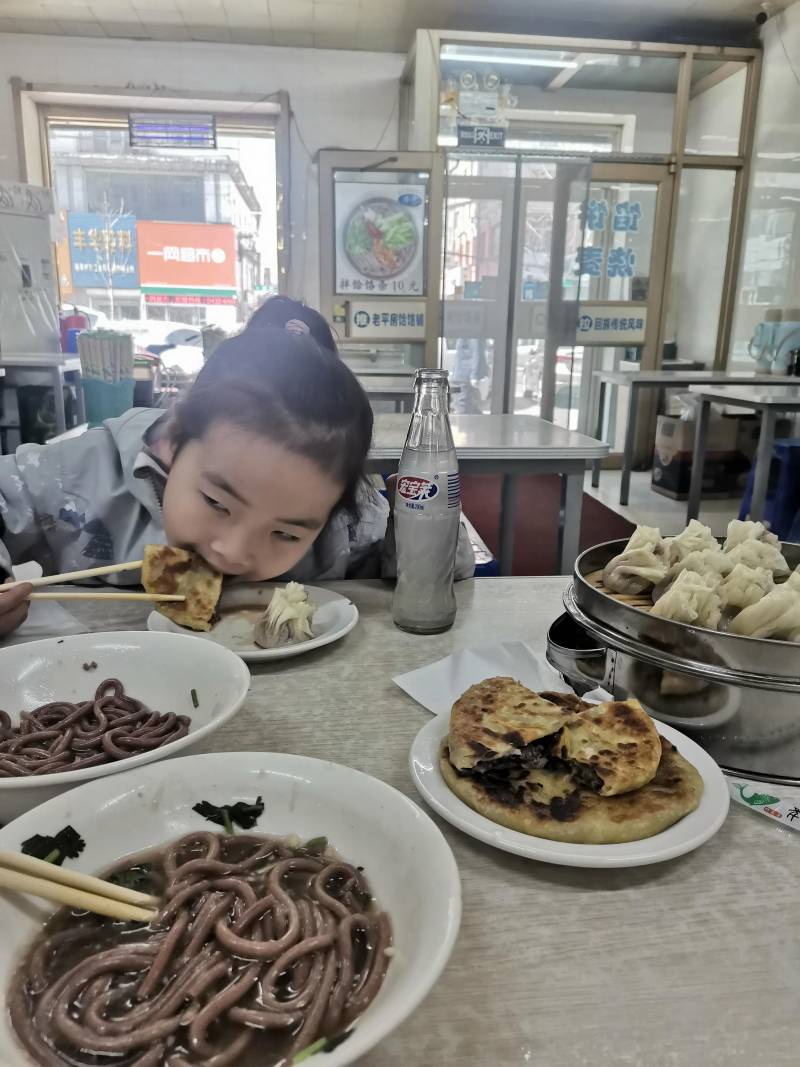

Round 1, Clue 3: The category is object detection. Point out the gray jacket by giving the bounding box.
[0,408,474,583]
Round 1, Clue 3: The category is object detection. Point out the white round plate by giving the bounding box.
[148,582,359,662]
[0,751,461,1067]
[410,716,729,868]
[0,631,250,823]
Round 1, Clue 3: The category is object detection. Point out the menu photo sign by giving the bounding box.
[334,180,427,297]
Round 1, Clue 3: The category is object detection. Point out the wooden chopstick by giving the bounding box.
[28,592,185,603]
[4,560,144,591]
[0,849,159,922]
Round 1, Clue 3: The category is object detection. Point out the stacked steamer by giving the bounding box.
[565,519,800,783]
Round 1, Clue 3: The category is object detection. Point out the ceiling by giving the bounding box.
[0,0,793,52]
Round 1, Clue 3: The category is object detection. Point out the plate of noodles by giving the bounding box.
[0,750,461,1067]
[0,631,250,823]
[147,582,359,663]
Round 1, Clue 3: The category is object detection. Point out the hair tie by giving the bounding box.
[285,318,310,336]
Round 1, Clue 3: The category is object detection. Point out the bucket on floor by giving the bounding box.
[81,378,135,428]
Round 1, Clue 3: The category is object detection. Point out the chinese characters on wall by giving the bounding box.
[576,199,642,279]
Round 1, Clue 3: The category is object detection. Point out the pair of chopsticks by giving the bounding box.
[4,560,185,605]
[0,849,158,922]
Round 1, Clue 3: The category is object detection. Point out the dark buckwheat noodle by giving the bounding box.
[9,831,392,1066]
[0,679,190,777]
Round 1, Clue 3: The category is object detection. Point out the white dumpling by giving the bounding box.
[718,563,774,610]
[723,519,780,553]
[666,520,718,564]
[650,569,723,630]
[729,586,800,640]
[602,525,668,595]
[726,538,789,578]
[786,567,800,592]
[653,548,734,603]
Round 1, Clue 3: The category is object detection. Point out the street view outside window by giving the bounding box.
[50,115,278,358]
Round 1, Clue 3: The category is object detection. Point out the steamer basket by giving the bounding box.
[564,540,800,785]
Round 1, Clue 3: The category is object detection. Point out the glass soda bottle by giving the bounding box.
[392,369,461,634]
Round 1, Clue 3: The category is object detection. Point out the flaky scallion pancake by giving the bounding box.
[440,737,703,845]
[554,699,662,796]
[447,677,578,772]
[142,545,222,632]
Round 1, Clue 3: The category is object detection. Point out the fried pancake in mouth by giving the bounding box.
[142,545,222,632]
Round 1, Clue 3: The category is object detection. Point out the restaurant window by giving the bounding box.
[45,108,279,339]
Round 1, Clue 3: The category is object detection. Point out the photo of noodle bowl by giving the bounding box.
[0,631,250,823]
[0,751,461,1066]
[342,197,419,281]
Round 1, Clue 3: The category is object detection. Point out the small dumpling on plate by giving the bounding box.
[666,520,718,564]
[718,563,774,610]
[722,518,780,553]
[602,525,668,595]
[729,586,800,641]
[650,569,723,630]
[726,538,789,578]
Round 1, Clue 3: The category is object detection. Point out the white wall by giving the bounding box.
[0,32,404,306]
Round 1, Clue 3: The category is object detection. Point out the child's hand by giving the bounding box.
[0,581,32,637]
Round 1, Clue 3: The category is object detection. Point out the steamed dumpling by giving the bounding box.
[666,520,718,564]
[723,519,779,553]
[729,586,800,641]
[786,567,800,592]
[650,569,723,630]
[602,525,668,595]
[253,582,316,649]
[653,548,734,603]
[718,563,774,610]
[726,538,789,578]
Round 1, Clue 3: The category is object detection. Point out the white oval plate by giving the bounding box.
[410,716,729,868]
[0,751,461,1067]
[148,582,359,662]
[0,631,250,823]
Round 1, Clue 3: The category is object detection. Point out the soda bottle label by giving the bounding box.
[397,473,460,514]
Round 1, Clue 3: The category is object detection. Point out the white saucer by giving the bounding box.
[409,715,729,868]
[148,582,358,662]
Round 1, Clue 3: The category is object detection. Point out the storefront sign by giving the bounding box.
[335,181,426,297]
[67,211,139,289]
[349,300,426,339]
[457,125,506,149]
[144,293,236,306]
[137,221,237,295]
[577,305,647,344]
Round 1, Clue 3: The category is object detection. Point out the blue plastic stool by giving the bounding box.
[738,438,800,539]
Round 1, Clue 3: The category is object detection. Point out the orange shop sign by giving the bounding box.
[136,221,237,292]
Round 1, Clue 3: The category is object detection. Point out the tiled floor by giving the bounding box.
[583,469,741,537]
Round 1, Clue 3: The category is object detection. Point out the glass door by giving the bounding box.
[573,163,673,449]
[441,151,590,419]
[441,154,515,414]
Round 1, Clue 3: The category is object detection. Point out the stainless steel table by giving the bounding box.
[50,579,800,1067]
[357,376,416,414]
[369,413,608,576]
[0,353,84,444]
[686,384,800,524]
[591,370,799,505]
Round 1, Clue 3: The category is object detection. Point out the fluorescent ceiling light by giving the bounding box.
[441,50,578,69]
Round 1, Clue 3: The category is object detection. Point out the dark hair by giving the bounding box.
[169,326,373,519]
[247,295,338,353]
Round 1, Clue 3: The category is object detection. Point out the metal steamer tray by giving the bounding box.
[562,539,800,785]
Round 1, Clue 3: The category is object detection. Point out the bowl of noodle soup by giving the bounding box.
[0,751,461,1066]
[0,631,250,822]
